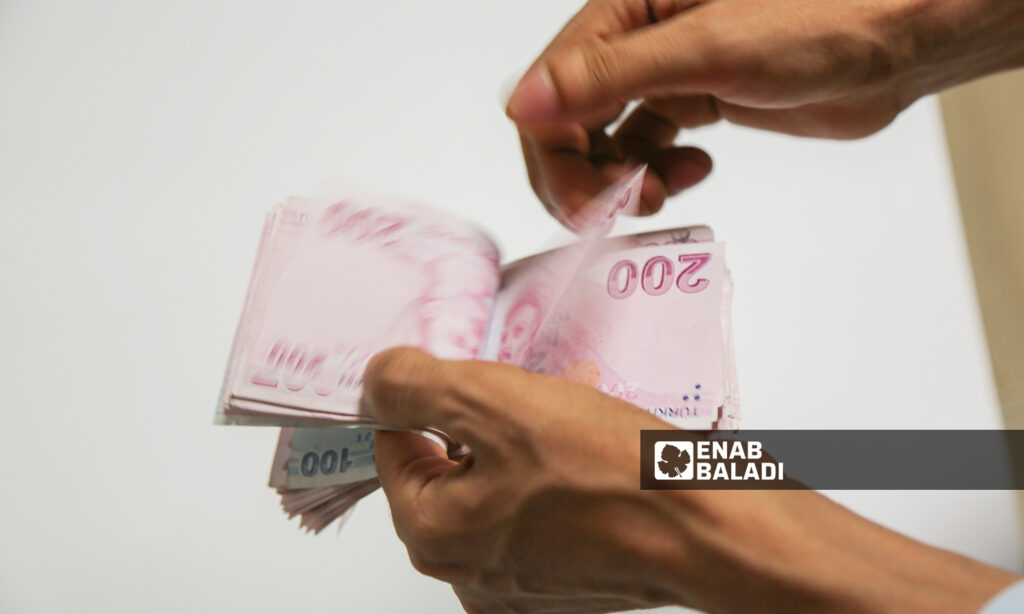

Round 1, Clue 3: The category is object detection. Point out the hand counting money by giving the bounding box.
[217,167,739,532]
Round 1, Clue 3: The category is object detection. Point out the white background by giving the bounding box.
[0,1,1020,613]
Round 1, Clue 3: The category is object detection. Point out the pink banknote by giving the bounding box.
[217,168,650,426]
[217,193,501,425]
[492,228,738,430]
[218,167,738,532]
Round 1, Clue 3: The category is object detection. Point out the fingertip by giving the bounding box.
[638,172,668,215]
[657,147,713,195]
[537,155,614,228]
[506,65,561,123]
[680,146,713,173]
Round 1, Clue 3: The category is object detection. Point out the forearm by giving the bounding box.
[643,490,1020,614]
[367,351,1019,614]
[898,0,1024,98]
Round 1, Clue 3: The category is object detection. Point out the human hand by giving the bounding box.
[507,0,1024,223]
[364,347,1019,614]
[364,347,675,612]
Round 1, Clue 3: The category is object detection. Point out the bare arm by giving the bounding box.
[365,348,1020,614]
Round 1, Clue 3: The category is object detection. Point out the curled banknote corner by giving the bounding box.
[218,166,739,533]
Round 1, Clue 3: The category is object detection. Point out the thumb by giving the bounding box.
[373,429,455,504]
[506,20,717,124]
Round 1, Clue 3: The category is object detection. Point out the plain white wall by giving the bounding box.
[0,1,1019,613]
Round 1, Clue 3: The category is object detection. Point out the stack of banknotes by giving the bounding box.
[217,167,739,533]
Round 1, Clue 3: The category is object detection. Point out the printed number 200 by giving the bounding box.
[607,253,712,299]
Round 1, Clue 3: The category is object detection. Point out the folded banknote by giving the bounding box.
[218,167,739,532]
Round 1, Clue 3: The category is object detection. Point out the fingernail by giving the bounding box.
[506,65,561,122]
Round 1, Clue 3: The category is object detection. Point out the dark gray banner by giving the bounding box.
[640,430,1024,490]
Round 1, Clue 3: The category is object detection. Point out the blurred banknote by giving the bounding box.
[218,167,739,532]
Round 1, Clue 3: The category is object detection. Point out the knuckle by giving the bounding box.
[406,551,446,579]
[648,0,687,21]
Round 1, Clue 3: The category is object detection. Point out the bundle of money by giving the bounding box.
[218,167,739,532]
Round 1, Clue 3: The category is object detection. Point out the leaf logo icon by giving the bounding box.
[657,444,692,478]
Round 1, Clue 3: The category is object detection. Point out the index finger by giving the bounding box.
[373,429,458,511]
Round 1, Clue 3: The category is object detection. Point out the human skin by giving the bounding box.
[368,1,1024,611]
[365,348,1019,613]
[505,0,1024,222]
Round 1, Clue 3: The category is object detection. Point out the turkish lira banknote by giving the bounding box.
[218,167,739,532]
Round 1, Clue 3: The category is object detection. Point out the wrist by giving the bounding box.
[650,490,1019,614]
[888,0,1024,99]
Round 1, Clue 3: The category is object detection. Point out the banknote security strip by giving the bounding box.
[217,167,739,532]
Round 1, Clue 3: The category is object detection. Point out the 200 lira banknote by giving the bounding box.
[218,167,739,532]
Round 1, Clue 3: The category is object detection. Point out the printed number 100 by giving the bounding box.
[607,253,712,299]
[300,448,353,477]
